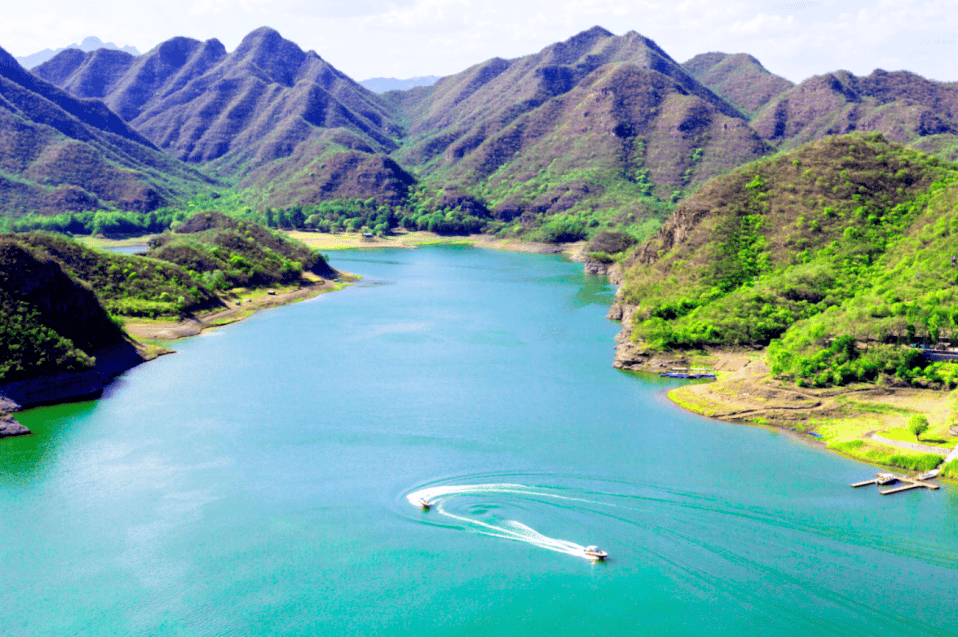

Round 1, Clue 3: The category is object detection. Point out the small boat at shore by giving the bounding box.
[583,546,608,561]
[416,497,433,509]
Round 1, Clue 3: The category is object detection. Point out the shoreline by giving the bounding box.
[606,296,958,480]
[0,274,356,437]
[123,274,356,341]
[282,230,586,258]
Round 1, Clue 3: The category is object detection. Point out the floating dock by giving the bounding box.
[659,372,716,379]
[851,471,940,495]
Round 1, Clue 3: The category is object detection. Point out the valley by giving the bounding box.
[5,25,958,478]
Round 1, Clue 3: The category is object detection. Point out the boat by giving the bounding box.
[416,497,433,509]
[583,546,608,561]
[917,469,940,481]
[876,472,898,485]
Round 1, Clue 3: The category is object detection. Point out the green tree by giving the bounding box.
[909,414,930,441]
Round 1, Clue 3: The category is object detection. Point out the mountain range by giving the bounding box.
[16,36,140,70]
[6,25,958,237]
[0,45,213,215]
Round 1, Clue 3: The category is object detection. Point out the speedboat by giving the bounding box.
[416,497,433,510]
[584,546,608,561]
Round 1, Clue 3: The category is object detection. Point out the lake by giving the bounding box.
[2,246,956,636]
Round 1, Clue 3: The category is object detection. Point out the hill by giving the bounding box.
[12,232,223,318]
[16,36,140,70]
[616,132,958,388]
[147,211,337,289]
[35,28,403,192]
[0,237,123,383]
[0,235,163,413]
[682,52,794,116]
[0,45,215,216]
[389,27,771,236]
[751,69,958,160]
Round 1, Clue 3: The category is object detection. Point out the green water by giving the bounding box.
[2,247,957,636]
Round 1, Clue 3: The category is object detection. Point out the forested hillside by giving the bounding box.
[619,132,958,387]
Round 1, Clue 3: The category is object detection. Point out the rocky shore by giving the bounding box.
[601,263,684,374]
[0,338,167,439]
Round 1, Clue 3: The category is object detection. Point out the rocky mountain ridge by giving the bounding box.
[11,26,958,237]
[0,45,215,215]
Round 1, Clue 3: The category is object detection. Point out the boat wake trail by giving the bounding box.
[406,483,599,560]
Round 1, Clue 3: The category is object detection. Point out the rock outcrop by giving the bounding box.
[0,415,29,438]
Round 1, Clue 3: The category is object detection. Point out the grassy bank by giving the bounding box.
[661,350,958,478]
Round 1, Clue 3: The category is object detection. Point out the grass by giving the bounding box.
[881,427,958,448]
[76,235,157,249]
[940,459,958,478]
[833,397,915,416]
[666,387,718,417]
[827,438,943,472]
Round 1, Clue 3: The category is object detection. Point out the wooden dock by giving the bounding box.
[850,472,940,495]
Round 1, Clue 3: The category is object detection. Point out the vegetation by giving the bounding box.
[909,414,930,441]
[12,232,220,318]
[147,211,335,290]
[0,288,94,382]
[0,238,124,383]
[620,133,958,388]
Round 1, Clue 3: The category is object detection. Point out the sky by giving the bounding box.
[2,0,958,83]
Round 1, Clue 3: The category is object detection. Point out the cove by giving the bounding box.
[1,246,957,636]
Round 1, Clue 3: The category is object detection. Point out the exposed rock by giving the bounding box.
[0,416,29,438]
[584,261,611,275]
[607,263,623,286]
[0,370,104,408]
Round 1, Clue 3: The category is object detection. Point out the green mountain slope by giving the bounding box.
[0,237,127,382]
[388,27,771,235]
[0,45,215,216]
[619,133,957,386]
[147,211,337,289]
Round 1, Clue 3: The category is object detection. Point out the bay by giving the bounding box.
[1,246,956,636]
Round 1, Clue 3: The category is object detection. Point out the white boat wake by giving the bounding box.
[406,483,604,561]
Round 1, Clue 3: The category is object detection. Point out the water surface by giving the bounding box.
[2,247,956,636]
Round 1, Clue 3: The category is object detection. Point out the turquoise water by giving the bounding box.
[2,246,957,636]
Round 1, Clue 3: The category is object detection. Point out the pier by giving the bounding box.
[851,471,940,495]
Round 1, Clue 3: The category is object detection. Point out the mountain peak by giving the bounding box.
[232,27,306,86]
[576,25,614,39]
[238,26,285,48]
[80,36,104,49]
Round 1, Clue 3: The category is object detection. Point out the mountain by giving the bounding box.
[360,76,440,93]
[751,69,958,158]
[16,36,140,70]
[390,27,771,225]
[615,133,953,369]
[0,45,214,215]
[35,28,403,191]
[682,52,794,116]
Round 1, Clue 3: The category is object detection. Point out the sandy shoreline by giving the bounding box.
[283,230,586,257]
[636,348,958,477]
[123,274,355,341]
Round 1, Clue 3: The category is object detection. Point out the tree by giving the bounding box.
[909,414,930,441]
